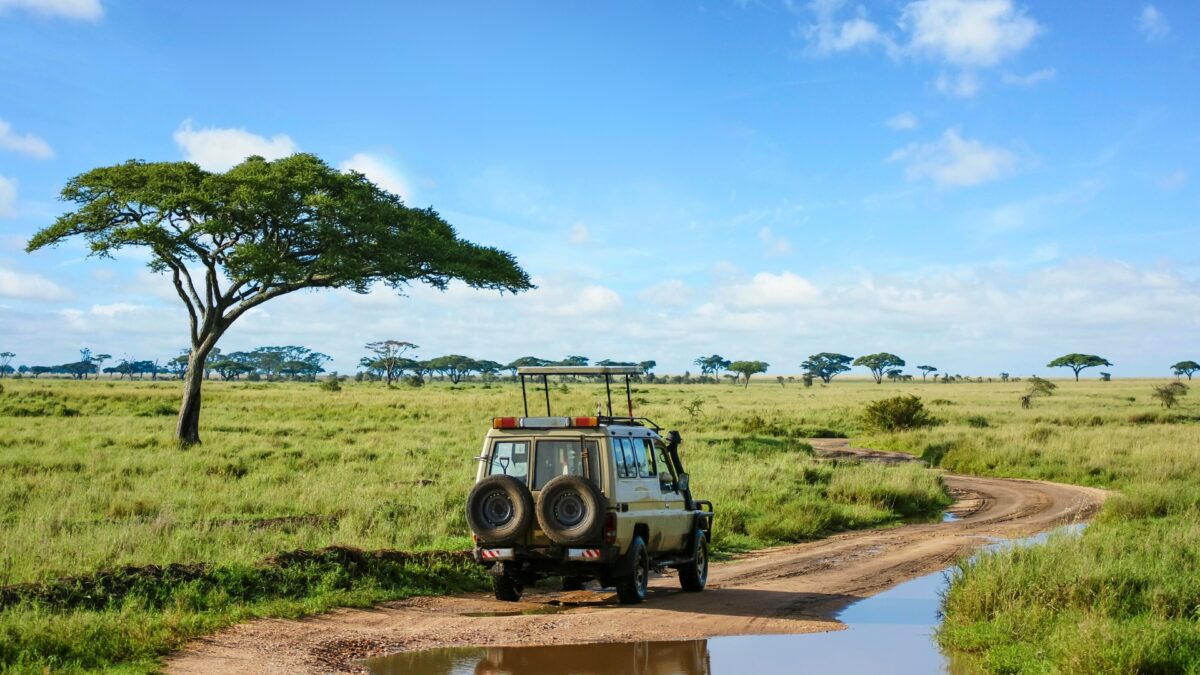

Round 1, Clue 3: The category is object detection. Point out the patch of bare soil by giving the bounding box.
[167,440,1106,674]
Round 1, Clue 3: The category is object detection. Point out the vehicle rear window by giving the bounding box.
[488,441,529,483]
[533,439,599,490]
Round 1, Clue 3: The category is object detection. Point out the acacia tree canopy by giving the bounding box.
[1171,361,1199,380]
[1046,353,1112,381]
[853,353,905,384]
[801,352,853,384]
[26,153,532,445]
[727,360,768,388]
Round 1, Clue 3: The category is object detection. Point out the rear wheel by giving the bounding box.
[491,566,523,602]
[615,536,650,604]
[467,475,534,546]
[678,531,709,592]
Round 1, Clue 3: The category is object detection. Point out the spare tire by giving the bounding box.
[535,474,607,546]
[467,475,534,546]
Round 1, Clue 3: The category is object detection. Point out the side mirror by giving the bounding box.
[678,473,690,493]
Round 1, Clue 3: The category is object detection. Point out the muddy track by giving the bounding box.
[167,440,1107,674]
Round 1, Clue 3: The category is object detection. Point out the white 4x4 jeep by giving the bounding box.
[466,366,714,604]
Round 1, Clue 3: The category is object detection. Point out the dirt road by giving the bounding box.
[168,440,1107,674]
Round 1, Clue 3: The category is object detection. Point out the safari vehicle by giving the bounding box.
[466,366,714,604]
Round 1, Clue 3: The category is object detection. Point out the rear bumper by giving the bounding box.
[473,543,619,570]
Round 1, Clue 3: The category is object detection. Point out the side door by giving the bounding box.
[611,433,685,554]
[651,438,691,552]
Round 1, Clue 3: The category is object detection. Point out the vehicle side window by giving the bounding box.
[635,438,656,478]
[489,441,529,484]
[613,438,636,479]
[532,440,599,490]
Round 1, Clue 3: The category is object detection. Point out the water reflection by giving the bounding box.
[363,640,710,675]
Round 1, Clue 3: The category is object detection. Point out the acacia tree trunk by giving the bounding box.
[176,336,220,447]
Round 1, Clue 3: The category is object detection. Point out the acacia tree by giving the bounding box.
[853,353,905,384]
[1046,353,1112,381]
[694,355,731,379]
[426,354,479,384]
[1171,361,1199,381]
[727,360,768,388]
[917,365,937,381]
[0,352,13,378]
[506,356,550,376]
[27,154,531,445]
[800,353,853,384]
[361,340,418,385]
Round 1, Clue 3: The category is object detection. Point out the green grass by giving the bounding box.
[853,379,1200,675]
[0,377,951,672]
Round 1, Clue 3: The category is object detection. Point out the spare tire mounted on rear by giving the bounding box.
[536,474,607,546]
[467,474,534,546]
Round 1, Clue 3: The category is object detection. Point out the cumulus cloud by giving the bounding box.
[886,112,919,130]
[0,119,53,158]
[719,271,820,308]
[901,0,1041,68]
[758,227,792,256]
[888,128,1018,188]
[0,0,102,21]
[0,266,71,301]
[798,0,1043,97]
[173,119,298,172]
[568,221,591,246]
[1138,5,1168,41]
[1002,67,1056,86]
[0,175,16,217]
[801,0,895,55]
[339,152,411,202]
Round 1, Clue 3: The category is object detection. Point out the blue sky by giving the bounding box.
[1,0,1197,376]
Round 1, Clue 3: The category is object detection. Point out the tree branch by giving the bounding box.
[168,263,200,346]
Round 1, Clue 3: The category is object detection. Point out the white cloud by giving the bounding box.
[172,119,298,172]
[0,266,71,301]
[1138,5,1168,41]
[0,175,16,217]
[567,221,591,246]
[888,128,1018,188]
[0,0,102,21]
[799,0,1043,98]
[758,227,792,256]
[720,271,820,308]
[886,112,919,130]
[0,119,53,158]
[901,0,1041,68]
[1002,67,1056,86]
[802,0,896,55]
[339,152,411,202]
[935,70,981,97]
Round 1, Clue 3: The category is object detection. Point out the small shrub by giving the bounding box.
[319,372,342,392]
[965,415,990,428]
[1027,376,1057,398]
[1151,382,1188,409]
[403,375,424,388]
[683,398,705,419]
[930,399,954,406]
[1028,426,1055,443]
[862,395,937,432]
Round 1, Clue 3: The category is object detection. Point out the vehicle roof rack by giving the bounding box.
[515,366,644,418]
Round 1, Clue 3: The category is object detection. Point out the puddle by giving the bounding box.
[365,526,1084,674]
[942,511,960,522]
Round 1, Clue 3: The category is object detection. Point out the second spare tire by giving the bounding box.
[467,474,534,546]
[536,474,607,546]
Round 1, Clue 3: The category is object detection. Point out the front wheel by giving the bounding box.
[492,567,523,602]
[615,536,650,604]
[678,531,709,592]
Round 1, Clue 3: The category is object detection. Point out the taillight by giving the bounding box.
[604,512,617,544]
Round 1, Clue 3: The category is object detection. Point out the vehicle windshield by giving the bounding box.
[532,439,599,491]
[488,440,529,483]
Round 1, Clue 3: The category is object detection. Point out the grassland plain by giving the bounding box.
[856,379,1200,674]
[0,377,950,673]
